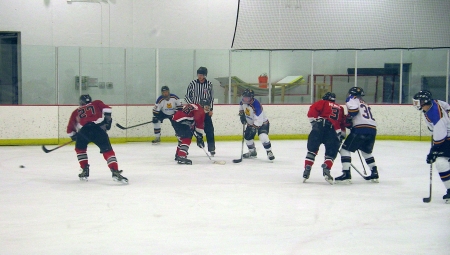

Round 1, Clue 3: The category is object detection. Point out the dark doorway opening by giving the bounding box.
[0,32,20,104]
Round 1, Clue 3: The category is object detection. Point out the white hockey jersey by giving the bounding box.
[346,95,377,135]
[239,98,269,127]
[423,100,450,146]
[153,94,183,116]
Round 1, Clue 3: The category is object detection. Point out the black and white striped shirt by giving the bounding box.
[185,79,214,110]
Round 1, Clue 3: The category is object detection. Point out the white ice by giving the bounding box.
[0,140,449,255]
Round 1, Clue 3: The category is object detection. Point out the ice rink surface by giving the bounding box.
[0,140,449,255]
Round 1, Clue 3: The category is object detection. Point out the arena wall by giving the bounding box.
[0,105,428,145]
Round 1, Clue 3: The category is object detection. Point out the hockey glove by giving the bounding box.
[239,112,247,124]
[152,116,159,123]
[426,146,443,164]
[103,113,112,130]
[195,132,204,148]
[345,115,353,128]
[70,133,77,141]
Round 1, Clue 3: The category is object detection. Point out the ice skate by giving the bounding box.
[334,170,352,184]
[210,151,215,157]
[111,169,128,184]
[151,137,161,145]
[177,156,192,165]
[302,165,311,183]
[243,149,257,159]
[443,189,450,204]
[78,165,89,181]
[266,150,275,161]
[321,164,334,185]
[369,166,379,183]
[174,153,179,161]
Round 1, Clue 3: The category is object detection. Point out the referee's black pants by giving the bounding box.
[204,113,215,152]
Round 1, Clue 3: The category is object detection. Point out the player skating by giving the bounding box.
[66,94,128,184]
[151,86,183,144]
[172,99,210,165]
[238,89,275,161]
[303,92,346,184]
[336,87,378,184]
[413,90,450,203]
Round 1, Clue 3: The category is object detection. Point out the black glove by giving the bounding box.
[426,146,442,164]
[103,113,112,130]
[345,115,353,128]
[70,133,77,141]
[195,132,204,148]
[152,116,159,123]
[239,112,246,124]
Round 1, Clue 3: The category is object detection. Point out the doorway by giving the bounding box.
[0,32,20,104]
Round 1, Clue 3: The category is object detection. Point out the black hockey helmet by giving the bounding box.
[161,86,170,92]
[199,98,211,112]
[242,89,255,98]
[197,66,208,76]
[413,90,433,110]
[322,92,336,102]
[79,94,92,105]
[241,89,255,104]
[348,87,365,97]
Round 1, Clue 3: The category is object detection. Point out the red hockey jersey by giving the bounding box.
[307,99,346,133]
[172,103,205,134]
[67,100,112,136]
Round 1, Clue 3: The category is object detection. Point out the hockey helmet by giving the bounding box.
[348,87,365,97]
[322,92,336,102]
[241,89,254,104]
[413,90,432,110]
[199,99,211,112]
[161,86,170,99]
[197,66,208,76]
[161,86,170,92]
[79,94,92,105]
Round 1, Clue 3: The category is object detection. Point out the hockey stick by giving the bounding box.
[423,163,432,203]
[357,150,367,174]
[350,163,371,181]
[116,121,152,130]
[423,138,434,203]
[201,146,226,165]
[42,140,74,153]
[233,124,246,163]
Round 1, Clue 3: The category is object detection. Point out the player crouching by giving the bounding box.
[172,99,209,165]
[239,89,275,161]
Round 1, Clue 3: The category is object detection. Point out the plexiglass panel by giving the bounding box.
[403,49,449,103]
[21,45,56,105]
[230,50,270,104]
[125,48,156,104]
[313,51,355,104]
[270,51,311,104]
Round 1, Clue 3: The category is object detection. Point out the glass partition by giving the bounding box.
[230,50,270,104]
[404,49,449,103]
[17,46,450,105]
[313,50,355,104]
[270,51,311,104]
[22,45,56,105]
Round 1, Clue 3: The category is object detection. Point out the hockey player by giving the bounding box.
[151,86,183,144]
[172,99,209,165]
[185,67,216,156]
[66,94,128,184]
[336,87,378,184]
[413,90,450,203]
[238,89,275,161]
[303,92,346,185]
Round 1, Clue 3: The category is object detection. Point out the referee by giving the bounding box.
[185,66,216,156]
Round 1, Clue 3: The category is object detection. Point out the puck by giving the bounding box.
[19,165,25,168]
